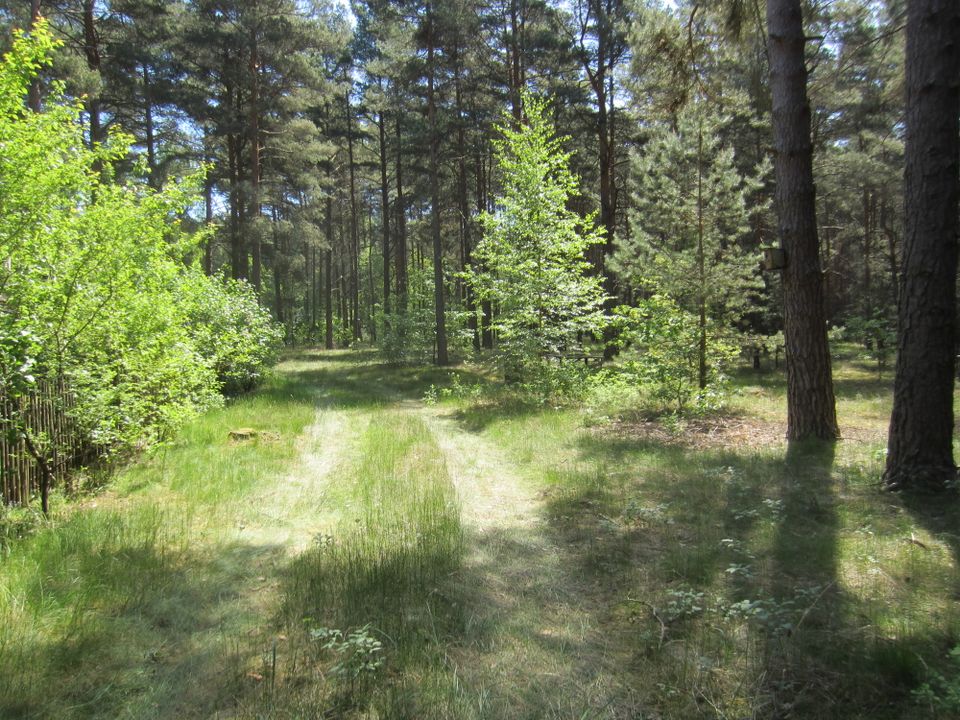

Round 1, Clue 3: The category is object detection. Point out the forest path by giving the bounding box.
[234,406,352,554]
[416,403,638,717]
[255,350,635,716]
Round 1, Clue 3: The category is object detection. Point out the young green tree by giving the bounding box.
[613,100,764,390]
[0,23,282,509]
[468,93,606,378]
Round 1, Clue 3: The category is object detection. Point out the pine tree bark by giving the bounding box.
[143,63,158,186]
[767,0,839,440]
[249,23,263,292]
[378,113,391,317]
[82,0,102,147]
[884,0,960,492]
[395,118,408,310]
[325,195,335,349]
[345,86,362,341]
[426,7,449,365]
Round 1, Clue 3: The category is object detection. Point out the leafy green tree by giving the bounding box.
[0,23,281,504]
[468,93,606,379]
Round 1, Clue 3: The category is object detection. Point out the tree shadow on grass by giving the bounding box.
[0,515,303,720]
[275,355,487,411]
[758,440,842,717]
[555,426,952,718]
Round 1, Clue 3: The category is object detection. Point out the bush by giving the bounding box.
[0,25,283,464]
[179,272,284,394]
[615,296,738,413]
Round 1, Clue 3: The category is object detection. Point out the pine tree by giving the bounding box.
[884,0,960,492]
[767,0,839,441]
[613,99,764,390]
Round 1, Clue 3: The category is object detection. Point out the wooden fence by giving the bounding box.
[1,378,86,506]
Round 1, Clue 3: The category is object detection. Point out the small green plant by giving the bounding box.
[623,500,671,526]
[722,585,826,637]
[913,645,960,715]
[664,587,707,621]
[310,624,385,681]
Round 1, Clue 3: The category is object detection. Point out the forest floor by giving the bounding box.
[1,348,959,719]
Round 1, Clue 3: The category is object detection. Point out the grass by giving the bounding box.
[439,350,960,719]
[230,410,470,717]
[0,358,319,720]
[1,347,958,719]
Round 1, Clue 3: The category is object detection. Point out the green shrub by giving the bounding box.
[0,25,282,463]
[179,272,284,394]
[615,296,738,413]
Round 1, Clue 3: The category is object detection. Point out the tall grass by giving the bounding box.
[238,411,468,717]
[0,361,317,720]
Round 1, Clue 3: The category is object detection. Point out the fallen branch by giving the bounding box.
[628,597,668,649]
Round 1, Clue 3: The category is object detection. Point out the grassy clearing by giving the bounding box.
[2,348,958,719]
[0,357,319,720]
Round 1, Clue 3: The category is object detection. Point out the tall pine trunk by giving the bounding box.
[395,118,408,310]
[325,195,335,349]
[82,0,101,148]
[427,7,449,365]
[884,0,960,491]
[378,113,391,317]
[767,0,839,440]
[345,86,362,341]
[249,24,262,292]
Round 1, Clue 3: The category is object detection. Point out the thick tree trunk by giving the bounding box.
[427,9,449,365]
[767,0,839,440]
[884,0,960,492]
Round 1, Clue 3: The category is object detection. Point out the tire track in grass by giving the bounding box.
[235,407,355,555]
[134,406,362,719]
[419,405,641,719]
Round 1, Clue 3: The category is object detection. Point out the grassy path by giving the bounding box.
[2,349,959,719]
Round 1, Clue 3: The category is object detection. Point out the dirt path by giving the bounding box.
[236,407,353,554]
[419,406,639,717]
[420,406,540,534]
